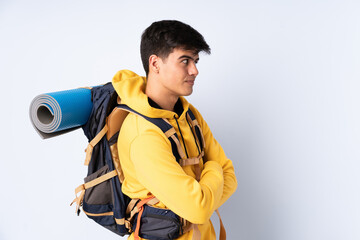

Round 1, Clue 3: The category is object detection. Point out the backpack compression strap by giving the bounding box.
[70,169,117,215]
[84,125,108,165]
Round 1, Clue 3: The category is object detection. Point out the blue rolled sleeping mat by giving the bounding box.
[29,87,93,139]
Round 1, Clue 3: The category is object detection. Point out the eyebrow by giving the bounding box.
[178,55,200,62]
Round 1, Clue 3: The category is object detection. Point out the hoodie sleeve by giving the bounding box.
[190,106,238,209]
[129,130,224,224]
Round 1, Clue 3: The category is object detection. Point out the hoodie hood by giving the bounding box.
[112,69,189,119]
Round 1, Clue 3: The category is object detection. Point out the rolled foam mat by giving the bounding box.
[29,87,93,139]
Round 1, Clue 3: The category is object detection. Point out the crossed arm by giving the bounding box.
[128,107,237,224]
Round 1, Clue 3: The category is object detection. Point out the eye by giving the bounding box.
[182,59,189,64]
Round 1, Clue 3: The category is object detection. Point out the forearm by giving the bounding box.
[130,134,225,224]
[191,106,238,208]
[216,161,237,208]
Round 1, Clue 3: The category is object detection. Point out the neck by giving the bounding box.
[145,75,178,111]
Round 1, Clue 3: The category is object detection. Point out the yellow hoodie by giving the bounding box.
[112,70,237,240]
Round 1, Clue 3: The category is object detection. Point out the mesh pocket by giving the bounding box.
[84,165,114,205]
[82,165,116,227]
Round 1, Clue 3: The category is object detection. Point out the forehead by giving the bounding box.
[169,47,199,59]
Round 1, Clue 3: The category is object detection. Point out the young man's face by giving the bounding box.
[157,48,199,98]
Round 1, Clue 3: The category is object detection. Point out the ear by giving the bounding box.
[149,54,160,74]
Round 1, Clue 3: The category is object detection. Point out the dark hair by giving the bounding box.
[140,20,211,75]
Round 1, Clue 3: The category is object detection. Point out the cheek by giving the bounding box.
[164,67,180,81]
[162,65,174,76]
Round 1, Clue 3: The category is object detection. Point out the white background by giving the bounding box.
[1,0,359,239]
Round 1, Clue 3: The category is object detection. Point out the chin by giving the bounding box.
[183,90,193,96]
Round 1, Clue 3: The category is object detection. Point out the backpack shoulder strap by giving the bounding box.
[117,104,186,164]
[186,108,205,151]
[115,105,206,179]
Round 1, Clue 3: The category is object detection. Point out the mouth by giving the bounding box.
[185,80,195,85]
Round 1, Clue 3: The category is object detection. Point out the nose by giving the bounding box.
[188,62,199,77]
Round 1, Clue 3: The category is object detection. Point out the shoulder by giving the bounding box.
[119,112,169,143]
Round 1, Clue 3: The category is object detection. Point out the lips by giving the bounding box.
[186,80,195,85]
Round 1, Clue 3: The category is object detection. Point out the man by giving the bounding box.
[112,20,237,240]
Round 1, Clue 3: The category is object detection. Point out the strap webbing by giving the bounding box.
[216,209,227,240]
[182,210,226,240]
[134,196,156,240]
[83,210,113,217]
[84,170,117,189]
[146,197,160,206]
[193,224,201,240]
[128,197,160,222]
[164,128,176,138]
[186,112,206,152]
[70,170,117,214]
[114,217,125,225]
[169,134,187,160]
[126,199,139,215]
[180,151,204,166]
[84,125,108,165]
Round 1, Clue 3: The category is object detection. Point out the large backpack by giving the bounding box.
[70,82,223,240]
